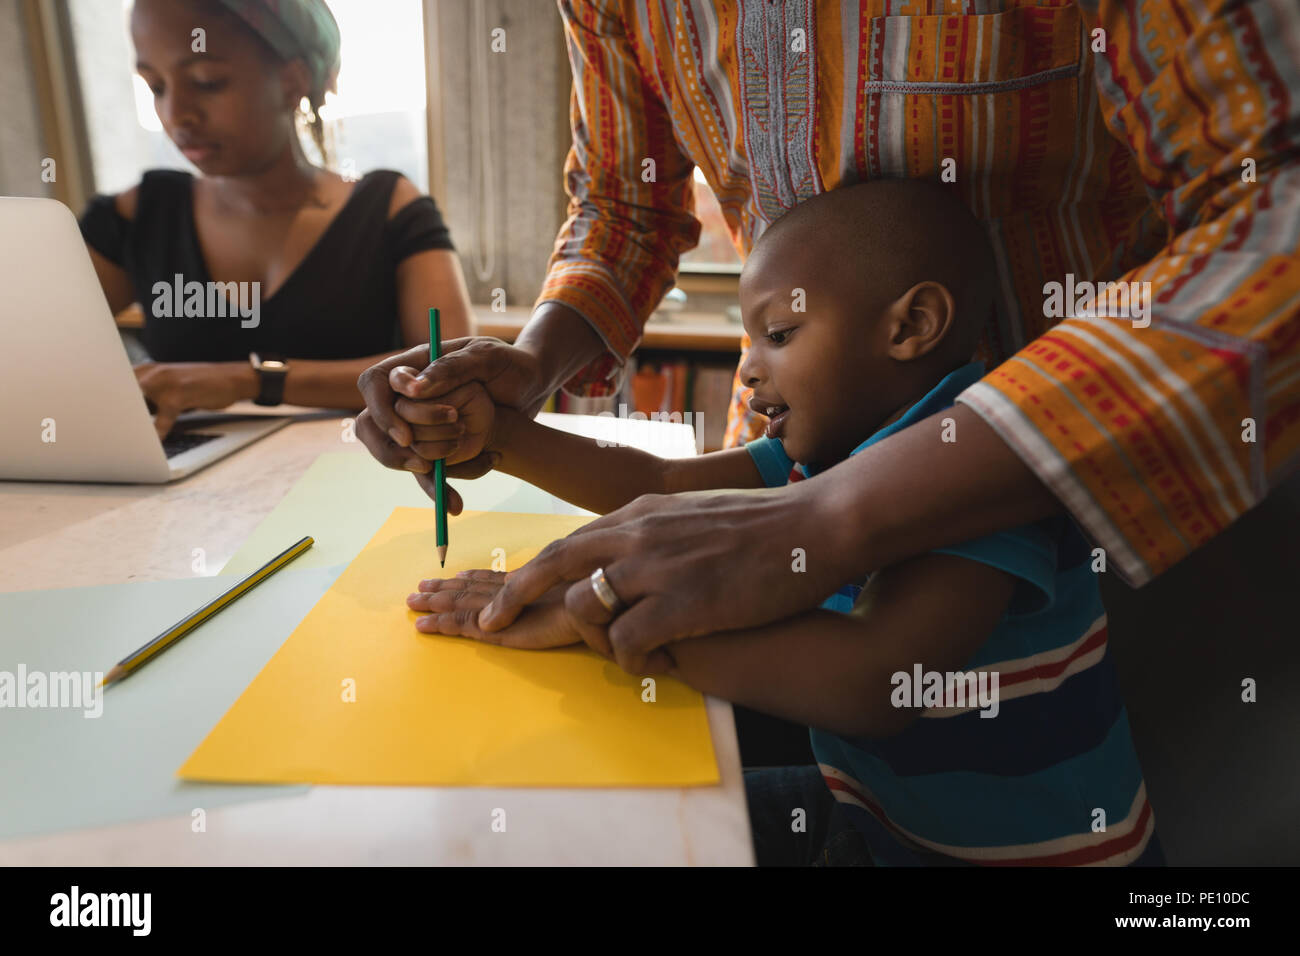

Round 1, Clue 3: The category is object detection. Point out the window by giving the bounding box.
[679,168,742,273]
[66,0,429,196]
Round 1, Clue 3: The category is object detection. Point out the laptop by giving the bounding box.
[0,196,290,483]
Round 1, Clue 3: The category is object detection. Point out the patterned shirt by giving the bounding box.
[746,361,1158,865]
[537,0,1300,587]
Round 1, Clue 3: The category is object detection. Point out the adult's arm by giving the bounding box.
[389,174,473,347]
[83,187,140,315]
[411,549,1018,739]
[519,0,702,398]
[479,404,1063,672]
[946,0,1300,588]
[355,0,703,476]
[89,179,477,438]
[477,0,1300,670]
[135,352,410,438]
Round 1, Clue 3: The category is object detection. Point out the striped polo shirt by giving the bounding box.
[746,360,1159,866]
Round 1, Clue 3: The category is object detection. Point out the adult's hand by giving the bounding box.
[474,404,1066,673]
[352,338,528,506]
[355,337,550,507]
[356,302,608,487]
[390,336,551,496]
[391,335,551,419]
[135,361,256,439]
[478,483,852,674]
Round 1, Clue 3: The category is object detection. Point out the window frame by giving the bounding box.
[21,0,94,210]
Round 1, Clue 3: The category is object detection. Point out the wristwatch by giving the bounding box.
[249,352,289,406]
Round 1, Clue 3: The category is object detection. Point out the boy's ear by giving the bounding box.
[884,281,956,361]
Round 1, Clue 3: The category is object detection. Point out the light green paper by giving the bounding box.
[0,566,340,840]
[219,451,590,577]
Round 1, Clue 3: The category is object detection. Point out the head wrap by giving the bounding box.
[215,0,341,98]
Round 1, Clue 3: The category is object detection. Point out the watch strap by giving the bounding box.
[251,352,288,406]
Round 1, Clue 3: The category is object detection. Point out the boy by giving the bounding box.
[406,179,1162,867]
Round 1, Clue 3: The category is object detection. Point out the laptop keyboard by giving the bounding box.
[162,432,221,458]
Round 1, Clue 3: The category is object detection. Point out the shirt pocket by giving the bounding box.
[856,2,1083,217]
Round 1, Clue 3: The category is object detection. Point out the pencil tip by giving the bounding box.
[438,544,447,569]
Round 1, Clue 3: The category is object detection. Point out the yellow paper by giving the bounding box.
[218,451,580,578]
[179,508,719,787]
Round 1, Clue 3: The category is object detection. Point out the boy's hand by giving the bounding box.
[407,570,583,650]
[406,569,675,673]
[393,381,499,508]
[393,380,495,465]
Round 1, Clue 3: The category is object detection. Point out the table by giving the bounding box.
[0,407,753,865]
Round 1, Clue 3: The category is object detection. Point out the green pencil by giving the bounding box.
[429,307,449,567]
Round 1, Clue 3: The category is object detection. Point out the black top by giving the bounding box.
[79,169,455,361]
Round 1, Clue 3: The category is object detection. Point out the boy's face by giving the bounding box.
[737,238,900,470]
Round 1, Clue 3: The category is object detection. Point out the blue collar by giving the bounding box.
[799,360,986,478]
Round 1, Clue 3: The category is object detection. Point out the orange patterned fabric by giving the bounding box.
[538,0,1300,586]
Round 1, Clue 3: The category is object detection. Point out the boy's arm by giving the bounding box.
[664,552,1018,738]
[489,407,765,514]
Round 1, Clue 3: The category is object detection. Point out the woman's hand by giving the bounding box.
[134,361,256,438]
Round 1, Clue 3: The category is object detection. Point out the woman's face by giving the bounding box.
[131,0,305,176]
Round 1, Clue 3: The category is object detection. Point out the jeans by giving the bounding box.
[744,765,873,866]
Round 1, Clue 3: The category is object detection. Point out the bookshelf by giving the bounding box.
[470,307,744,453]
[474,310,743,353]
[114,303,745,352]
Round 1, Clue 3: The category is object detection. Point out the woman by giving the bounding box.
[80,0,471,437]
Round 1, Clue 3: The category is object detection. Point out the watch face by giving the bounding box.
[262,360,286,371]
